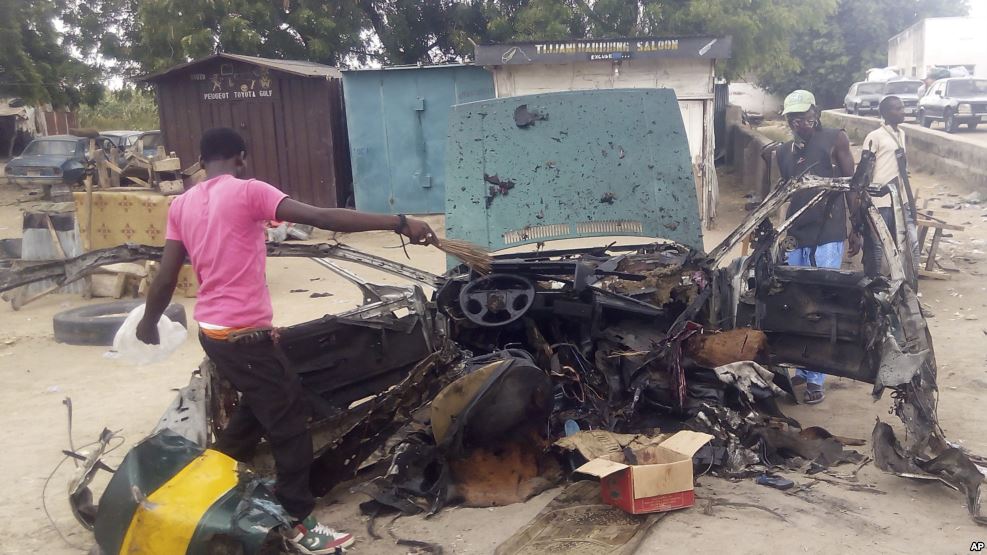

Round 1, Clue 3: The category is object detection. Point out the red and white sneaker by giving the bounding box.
[287,515,355,554]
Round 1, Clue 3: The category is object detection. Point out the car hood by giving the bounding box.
[7,154,75,167]
[445,89,702,253]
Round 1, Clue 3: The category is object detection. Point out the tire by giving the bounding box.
[944,110,959,133]
[969,121,979,130]
[53,299,187,346]
[919,110,933,128]
[847,104,856,115]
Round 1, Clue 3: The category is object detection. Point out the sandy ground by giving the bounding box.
[0,165,985,554]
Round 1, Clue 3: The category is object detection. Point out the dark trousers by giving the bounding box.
[199,333,315,520]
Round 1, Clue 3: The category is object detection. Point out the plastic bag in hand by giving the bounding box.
[112,304,188,365]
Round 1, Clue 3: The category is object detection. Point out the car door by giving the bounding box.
[930,82,947,117]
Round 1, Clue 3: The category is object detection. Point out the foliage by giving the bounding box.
[758,0,970,108]
[41,0,975,111]
[61,0,368,77]
[0,0,100,107]
[638,0,836,81]
[77,88,159,131]
[59,0,831,81]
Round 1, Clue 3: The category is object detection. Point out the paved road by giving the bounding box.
[835,109,987,146]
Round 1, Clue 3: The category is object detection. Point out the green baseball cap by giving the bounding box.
[782,90,816,115]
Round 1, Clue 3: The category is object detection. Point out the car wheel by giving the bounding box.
[847,104,856,115]
[944,110,959,133]
[969,121,979,130]
[919,110,932,128]
[53,300,187,346]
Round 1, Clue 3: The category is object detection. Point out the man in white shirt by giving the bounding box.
[861,96,920,276]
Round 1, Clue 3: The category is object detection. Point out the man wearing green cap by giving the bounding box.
[776,89,856,405]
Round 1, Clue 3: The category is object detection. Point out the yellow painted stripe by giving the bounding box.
[120,450,239,554]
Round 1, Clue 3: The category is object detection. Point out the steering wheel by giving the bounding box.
[458,274,536,327]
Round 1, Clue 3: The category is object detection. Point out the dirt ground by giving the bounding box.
[0,163,985,554]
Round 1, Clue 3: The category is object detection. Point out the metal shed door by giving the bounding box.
[346,67,495,215]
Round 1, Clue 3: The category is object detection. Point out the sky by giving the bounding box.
[972,0,987,17]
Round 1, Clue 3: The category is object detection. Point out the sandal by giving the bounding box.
[804,384,825,405]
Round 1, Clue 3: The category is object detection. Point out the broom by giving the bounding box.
[434,238,492,274]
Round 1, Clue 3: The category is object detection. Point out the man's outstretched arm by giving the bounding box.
[275,199,436,244]
[136,239,187,344]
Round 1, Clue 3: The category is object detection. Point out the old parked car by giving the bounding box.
[98,130,142,168]
[844,81,885,115]
[3,135,91,189]
[917,78,987,132]
[134,129,162,158]
[882,79,923,117]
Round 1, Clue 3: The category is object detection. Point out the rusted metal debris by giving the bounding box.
[44,169,986,543]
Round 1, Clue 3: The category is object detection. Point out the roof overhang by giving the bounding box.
[140,53,341,82]
[474,36,731,66]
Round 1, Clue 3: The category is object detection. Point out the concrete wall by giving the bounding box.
[822,109,987,189]
[724,105,777,199]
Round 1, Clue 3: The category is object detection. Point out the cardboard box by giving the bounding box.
[576,430,712,514]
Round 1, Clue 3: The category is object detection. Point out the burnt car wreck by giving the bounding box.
[4,89,981,553]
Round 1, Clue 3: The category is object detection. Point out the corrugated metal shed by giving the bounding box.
[143,53,351,207]
[342,65,495,214]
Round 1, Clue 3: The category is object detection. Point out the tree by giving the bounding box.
[758,0,969,108]
[0,0,98,107]
[639,0,836,81]
[62,0,831,79]
[61,0,369,78]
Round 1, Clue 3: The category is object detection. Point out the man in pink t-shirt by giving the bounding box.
[137,128,435,554]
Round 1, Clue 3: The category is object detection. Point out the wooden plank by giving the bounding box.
[127,176,151,188]
[246,95,275,186]
[110,147,121,187]
[260,92,283,188]
[916,218,964,231]
[152,157,182,172]
[302,78,323,204]
[273,77,295,192]
[917,224,929,254]
[925,227,943,272]
[919,269,950,280]
[44,214,66,259]
[331,79,353,207]
[285,78,309,201]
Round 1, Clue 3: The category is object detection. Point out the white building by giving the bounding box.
[728,78,783,115]
[888,17,987,78]
[474,36,732,228]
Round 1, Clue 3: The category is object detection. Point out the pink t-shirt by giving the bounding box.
[165,175,288,328]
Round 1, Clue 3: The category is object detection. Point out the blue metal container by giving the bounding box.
[342,65,495,214]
